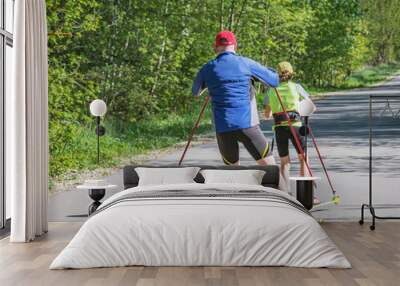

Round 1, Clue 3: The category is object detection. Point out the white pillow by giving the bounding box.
[200,169,266,185]
[135,167,200,186]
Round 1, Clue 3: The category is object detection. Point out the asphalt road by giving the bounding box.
[158,75,400,220]
[50,75,400,221]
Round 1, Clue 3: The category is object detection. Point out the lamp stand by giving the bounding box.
[95,116,106,164]
[304,116,309,161]
[96,116,100,164]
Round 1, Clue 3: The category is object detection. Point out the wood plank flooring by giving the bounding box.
[0,222,399,286]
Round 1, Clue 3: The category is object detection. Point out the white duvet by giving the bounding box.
[50,183,350,269]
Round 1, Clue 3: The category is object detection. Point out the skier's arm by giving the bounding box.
[263,87,273,119]
[264,105,272,120]
[295,83,311,100]
[246,58,280,87]
[192,68,207,96]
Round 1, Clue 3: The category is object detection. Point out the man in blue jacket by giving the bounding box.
[192,31,280,165]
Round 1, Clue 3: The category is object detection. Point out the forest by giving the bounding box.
[46,0,400,181]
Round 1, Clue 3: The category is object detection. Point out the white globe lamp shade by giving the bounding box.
[90,99,107,117]
[298,99,316,117]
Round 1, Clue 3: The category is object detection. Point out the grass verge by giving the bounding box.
[307,62,400,94]
[50,101,213,190]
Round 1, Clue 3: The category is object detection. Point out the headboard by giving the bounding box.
[123,165,280,190]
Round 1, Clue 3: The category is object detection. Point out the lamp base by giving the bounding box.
[88,188,106,215]
[296,181,314,210]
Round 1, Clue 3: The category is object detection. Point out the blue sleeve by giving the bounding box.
[192,66,207,96]
[245,58,280,87]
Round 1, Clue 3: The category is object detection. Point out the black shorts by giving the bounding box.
[275,126,305,157]
[216,125,271,165]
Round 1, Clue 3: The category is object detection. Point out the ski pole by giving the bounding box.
[310,200,336,211]
[178,94,210,166]
[271,135,275,153]
[308,126,337,196]
[273,88,314,177]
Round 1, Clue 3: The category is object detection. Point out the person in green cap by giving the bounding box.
[263,61,313,196]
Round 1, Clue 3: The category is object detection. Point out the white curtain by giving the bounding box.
[8,0,49,242]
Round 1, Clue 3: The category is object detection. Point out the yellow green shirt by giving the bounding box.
[264,81,302,128]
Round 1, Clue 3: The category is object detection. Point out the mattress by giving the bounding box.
[50,183,350,269]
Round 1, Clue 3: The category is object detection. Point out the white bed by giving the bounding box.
[50,183,350,269]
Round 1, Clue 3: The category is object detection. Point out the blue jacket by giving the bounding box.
[192,52,279,133]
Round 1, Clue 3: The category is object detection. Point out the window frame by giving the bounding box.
[0,0,13,231]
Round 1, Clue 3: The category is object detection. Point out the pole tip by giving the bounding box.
[332,195,340,205]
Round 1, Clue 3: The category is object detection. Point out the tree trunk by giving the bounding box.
[234,0,248,33]
[149,1,169,98]
[219,0,224,30]
[228,0,236,30]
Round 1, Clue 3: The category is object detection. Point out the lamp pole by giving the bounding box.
[96,116,100,164]
[95,116,106,164]
[304,116,309,162]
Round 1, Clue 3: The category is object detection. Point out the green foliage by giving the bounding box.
[361,0,400,64]
[299,0,365,87]
[46,0,400,178]
[237,0,313,67]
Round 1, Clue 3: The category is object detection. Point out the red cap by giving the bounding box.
[214,30,237,47]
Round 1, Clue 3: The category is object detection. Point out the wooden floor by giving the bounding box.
[0,222,399,286]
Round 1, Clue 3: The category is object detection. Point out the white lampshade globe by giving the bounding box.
[90,99,107,116]
[298,99,316,116]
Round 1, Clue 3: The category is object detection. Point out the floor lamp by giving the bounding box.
[89,99,107,164]
[298,98,317,160]
[295,98,317,210]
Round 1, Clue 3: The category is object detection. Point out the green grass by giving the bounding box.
[50,103,213,184]
[307,62,400,94]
